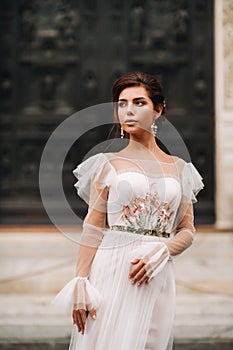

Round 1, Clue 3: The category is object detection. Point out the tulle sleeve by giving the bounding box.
[181,162,204,204]
[52,276,101,314]
[165,162,204,256]
[176,161,204,235]
[53,154,113,314]
[73,153,114,206]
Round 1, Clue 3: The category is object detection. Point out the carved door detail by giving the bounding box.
[0,1,214,224]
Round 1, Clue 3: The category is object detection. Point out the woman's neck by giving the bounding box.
[128,134,159,153]
[118,133,173,162]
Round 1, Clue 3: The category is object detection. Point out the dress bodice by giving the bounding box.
[107,172,181,233]
[73,153,204,234]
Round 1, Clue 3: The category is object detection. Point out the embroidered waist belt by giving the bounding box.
[110,225,170,238]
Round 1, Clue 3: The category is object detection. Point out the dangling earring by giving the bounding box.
[120,126,124,139]
[151,121,158,137]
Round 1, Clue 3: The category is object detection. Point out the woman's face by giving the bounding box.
[117,86,159,136]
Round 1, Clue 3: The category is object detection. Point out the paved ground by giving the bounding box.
[0,229,232,349]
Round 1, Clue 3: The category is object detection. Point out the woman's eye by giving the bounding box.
[118,101,126,108]
[135,101,145,106]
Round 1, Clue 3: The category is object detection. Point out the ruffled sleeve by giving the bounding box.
[52,277,101,314]
[181,162,204,203]
[171,161,204,237]
[164,163,204,256]
[73,153,114,204]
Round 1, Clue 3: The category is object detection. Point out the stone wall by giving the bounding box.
[215,0,233,229]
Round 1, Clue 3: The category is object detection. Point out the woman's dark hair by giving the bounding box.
[112,71,166,118]
[109,72,166,138]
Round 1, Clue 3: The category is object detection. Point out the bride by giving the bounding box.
[54,71,204,349]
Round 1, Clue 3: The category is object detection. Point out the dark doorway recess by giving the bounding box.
[0,1,214,225]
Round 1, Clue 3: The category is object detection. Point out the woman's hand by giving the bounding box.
[128,258,149,286]
[72,308,96,335]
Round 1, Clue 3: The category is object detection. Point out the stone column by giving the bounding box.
[215,0,233,229]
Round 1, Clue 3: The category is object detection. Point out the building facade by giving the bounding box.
[0,0,232,228]
[215,0,233,229]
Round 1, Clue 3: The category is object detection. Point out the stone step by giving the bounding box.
[0,340,232,350]
[0,231,232,348]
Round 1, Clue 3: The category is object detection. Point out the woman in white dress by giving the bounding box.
[54,71,204,349]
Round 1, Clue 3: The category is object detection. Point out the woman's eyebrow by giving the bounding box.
[118,97,147,101]
[133,97,147,101]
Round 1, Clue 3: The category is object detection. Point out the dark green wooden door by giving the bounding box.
[0,0,214,224]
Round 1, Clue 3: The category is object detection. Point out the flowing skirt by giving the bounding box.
[58,230,176,350]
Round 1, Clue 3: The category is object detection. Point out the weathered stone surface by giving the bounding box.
[215,0,233,229]
[0,231,232,348]
[0,340,232,350]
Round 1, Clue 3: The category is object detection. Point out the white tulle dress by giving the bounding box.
[53,152,204,350]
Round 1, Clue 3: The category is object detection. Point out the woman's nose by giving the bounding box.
[126,103,134,115]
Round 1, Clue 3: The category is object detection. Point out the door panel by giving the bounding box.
[0,0,214,224]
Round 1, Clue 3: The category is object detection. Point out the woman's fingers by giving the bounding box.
[137,273,149,286]
[72,309,78,326]
[132,266,147,285]
[72,309,86,334]
[129,259,148,285]
[129,259,144,277]
[72,309,82,332]
[72,308,97,335]
[89,308,97,320]
[79,309,87,334]
[130,258,141,265]
[77,311,84,333]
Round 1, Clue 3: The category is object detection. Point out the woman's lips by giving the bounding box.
[124,119,137,125]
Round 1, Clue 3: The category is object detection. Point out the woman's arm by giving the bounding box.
[165,202,195,256]
[72,185,108,335]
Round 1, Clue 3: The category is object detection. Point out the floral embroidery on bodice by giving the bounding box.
[107,172,181,234]
[121,193,174,233]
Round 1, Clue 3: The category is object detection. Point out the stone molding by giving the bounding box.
[215,0,233,229]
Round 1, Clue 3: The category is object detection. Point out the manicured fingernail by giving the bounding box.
[131,280,135,284]
[92,315,96,320]
[137,282,140,286]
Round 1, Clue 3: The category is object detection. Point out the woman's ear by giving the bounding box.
[153,110,161,120]
[154,104,163,116]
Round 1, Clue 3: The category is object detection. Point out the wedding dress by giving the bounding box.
[53,152,204,350]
